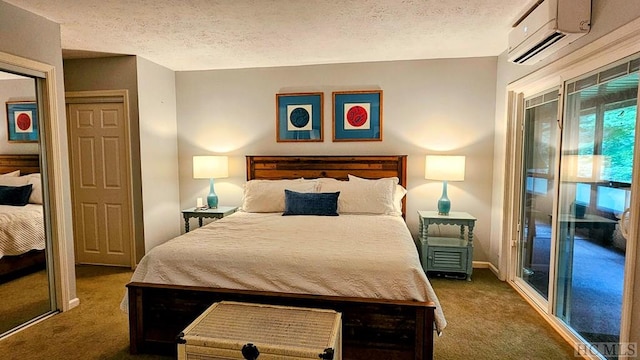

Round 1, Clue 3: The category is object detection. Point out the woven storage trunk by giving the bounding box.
[177,301,342,360]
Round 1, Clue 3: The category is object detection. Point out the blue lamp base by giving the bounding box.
[207,178,219,209]
[437,181,451,215]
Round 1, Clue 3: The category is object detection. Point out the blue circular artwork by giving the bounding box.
[289,107,310,128]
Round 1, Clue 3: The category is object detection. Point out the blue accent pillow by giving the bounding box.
[0,184,33,206]
[283,190,339,216]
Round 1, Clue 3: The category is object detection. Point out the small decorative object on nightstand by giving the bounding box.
[182,206,237,233]
[418,210,477,280]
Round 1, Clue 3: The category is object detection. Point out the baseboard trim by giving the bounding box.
[67,297,80,310]
[472,261,501,278]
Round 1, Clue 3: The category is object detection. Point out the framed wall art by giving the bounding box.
[276,92,323,142]
[6,101,39,143]
[332,90,382,142]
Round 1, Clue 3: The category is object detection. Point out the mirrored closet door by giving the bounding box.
[0,69,55,337]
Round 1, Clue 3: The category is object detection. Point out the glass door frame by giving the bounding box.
[509,83,564,314]
[509,84,564,316]
[504,48,640,357]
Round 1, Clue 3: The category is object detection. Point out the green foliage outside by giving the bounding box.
[579,105,637,184]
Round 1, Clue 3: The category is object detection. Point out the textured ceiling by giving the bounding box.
[6,0,531,71]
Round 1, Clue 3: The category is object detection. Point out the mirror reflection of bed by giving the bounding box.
[0,153,50,335]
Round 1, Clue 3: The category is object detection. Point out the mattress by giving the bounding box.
[0,204,44,259]
[122,212,446,331]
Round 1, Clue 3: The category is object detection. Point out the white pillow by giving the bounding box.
[318,176,396,215]
[348,174,400,186]
[242,179,318,213]
[393,184,407,215]
[0,175,30,187]
[346,175,406,215]
[1,170,20,177]
[23,173,42,204]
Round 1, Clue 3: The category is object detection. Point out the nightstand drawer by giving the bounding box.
[427,247,468,272]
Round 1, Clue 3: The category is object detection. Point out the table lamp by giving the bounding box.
[425,155,466,215]
[193,155,229,209]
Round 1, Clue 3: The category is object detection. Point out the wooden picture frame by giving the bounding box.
[332,90,382,142]
[276,92,323,142]
[6,101,38,143]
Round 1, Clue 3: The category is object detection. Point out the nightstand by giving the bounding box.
[182,206,238,233]
[418,210,477,280]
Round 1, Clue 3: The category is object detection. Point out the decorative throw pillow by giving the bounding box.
[242,179,318,213]
[0,184,33,206]
[282,190,339,216]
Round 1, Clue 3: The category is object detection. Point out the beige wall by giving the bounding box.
[136,57,181,251]
[176,57,497,262]
[0,1,76,307]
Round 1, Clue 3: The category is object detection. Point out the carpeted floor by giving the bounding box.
[0,265,575,360]
[525,220,624,343]
[0,269,51,336]
[430,270,575,360]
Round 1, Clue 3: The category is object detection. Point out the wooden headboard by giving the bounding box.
[246,155,408,216]
[0,154,40,175]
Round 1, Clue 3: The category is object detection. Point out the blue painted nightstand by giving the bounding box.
[182,206,238,232]
[418,210,477,280]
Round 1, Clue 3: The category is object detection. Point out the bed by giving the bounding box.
[0,154,45,281]
[125,155,443,360]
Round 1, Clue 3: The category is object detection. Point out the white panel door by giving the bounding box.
[67,101,133,267]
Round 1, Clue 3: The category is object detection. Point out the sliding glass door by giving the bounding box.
[518,89,559,301]
[515,57,639,359]
[556,60,638,350]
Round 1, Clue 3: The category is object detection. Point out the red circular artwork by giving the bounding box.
[346,106,368,127]
[16,113,31,131]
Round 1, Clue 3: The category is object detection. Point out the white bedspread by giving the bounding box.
[122,212,446,331]
[0,204,44,258]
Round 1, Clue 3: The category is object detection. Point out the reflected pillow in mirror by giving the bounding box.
[0,170,20,177]
[0,184,33,206]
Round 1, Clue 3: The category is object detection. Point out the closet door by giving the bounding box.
[67,96,133,267]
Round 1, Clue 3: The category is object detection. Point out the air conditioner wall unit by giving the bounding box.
[507,0,591,65]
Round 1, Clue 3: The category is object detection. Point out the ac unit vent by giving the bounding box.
[512,31,566,64]
[507,0,591,65]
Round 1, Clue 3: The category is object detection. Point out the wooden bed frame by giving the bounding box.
[127,155,436,360]
[0,154,44,281]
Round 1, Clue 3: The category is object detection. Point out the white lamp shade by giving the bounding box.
[425,155,465,181]
[193,156,229,179]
